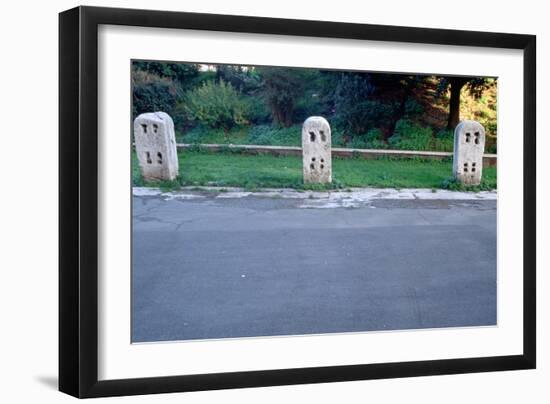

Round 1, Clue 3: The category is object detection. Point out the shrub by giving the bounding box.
[181,126,210,144]
[247,125,301,146]
[389,120,432,150]
[404,98,424,117]
[292,93,324,123]
[441,176,495,192]
[331,129,346,147]
[431,129,455,152]
[132,70,181,120]
[343,129,388,150]
[485,136,497,154]
[180,125,249,145]
[256,67,310,127]
[247,99,272,125]
[333,73,395,135]
[181,80,250,131]
[132,61,199,88]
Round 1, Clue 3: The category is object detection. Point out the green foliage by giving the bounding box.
[432,129,455,152]
[256,67,318,127]
[436,76,495,131]
[292,93,324,123]
[180,125,209,144]
[179,123,455,152]
[194,70,217,85]
[387,120,454,152]
[332,73,427,139]
[346,128,389,149]
[247,125,301,146]
[132,70,181,120]
[389,120,434,150]
[131,61,498,152]
[404,98,424,117]
[330,129,346,147]
[246,97,272,125]
[466,77,493,99]
[485,135,497,154]
[441,176,496,192]
[181,80,250,131]
[216,65,262,94]
[132,61,199,88]
[333,73,389,134]
[180,126,248,145]
[436,76,492,99]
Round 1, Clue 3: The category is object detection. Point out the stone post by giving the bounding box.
[302,116,332,184]
[133,112,179,181]
[452,120,486,185]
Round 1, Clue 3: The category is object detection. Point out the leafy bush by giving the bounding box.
[246,99,272,125]
[180,125,248,145]
[247,125,301,146]
[344,129,388,149]
[485,136,497,154]
[181,126,211,144]
[404,98,424,117]
[132,70,181,120]
[132,61,199,88]
[333,74,395,134]
[331,129,346,147]
[256,67,320,127]
[292,93,324,123]
[364,129,389,149]
[216,64,262,94]
[384,120,453,152]
[389,120,433,151]
[441,176,495,192]
[181,80,250,131]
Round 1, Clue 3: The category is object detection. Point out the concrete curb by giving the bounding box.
[133,186,497,202]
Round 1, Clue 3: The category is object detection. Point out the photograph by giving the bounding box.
[0,0,543,401]
[130,60,498,343]
[53,4,537,399]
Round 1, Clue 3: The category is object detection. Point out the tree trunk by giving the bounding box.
[271,103,294,128]
[384,80,415,140]
[282,107,293,128]
[271,105,283,127]
[447,77,468,130]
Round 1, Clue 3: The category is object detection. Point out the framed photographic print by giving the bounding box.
[59,6,536,398]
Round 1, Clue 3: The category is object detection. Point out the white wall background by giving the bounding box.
[0,0,547,402]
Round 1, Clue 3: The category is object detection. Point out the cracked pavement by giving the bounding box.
[132,188,497,342]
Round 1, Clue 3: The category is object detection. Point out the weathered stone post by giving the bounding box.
[453,120,486,185]
[133,112,179,181]
[302,116,332,184]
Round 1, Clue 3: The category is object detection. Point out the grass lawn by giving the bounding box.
[132,151,497,191]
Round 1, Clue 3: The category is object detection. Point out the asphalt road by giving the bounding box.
[132,190,497,343]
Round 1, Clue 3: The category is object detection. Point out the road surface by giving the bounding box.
[132,188,496,343]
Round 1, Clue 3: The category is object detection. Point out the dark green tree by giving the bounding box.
[332,72,423,139]
[215,65,262,95]
[132,61,199,89]
[256,67,309,127]
[437,76,492,129]
[132,70,181,119]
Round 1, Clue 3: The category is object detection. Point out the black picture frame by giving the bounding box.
[59,5,536,398]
